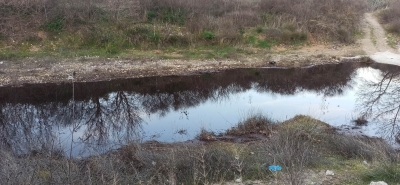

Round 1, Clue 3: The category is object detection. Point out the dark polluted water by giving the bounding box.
[1,62,400,157]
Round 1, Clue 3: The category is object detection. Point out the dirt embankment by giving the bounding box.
[0,50,367,87]
[1,13,392,87]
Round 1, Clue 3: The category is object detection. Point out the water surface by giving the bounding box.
[1,62,399,157]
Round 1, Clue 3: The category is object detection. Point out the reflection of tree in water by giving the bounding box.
[74,91,143,144]
[0,62,364,155]
[0,91,143,156]
[254,64,358,96]
[0,103,59,153]
[357,64,400,143]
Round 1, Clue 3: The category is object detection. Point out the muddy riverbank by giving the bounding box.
[0,49,370,87]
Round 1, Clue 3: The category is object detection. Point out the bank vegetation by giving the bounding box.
[1,115,399,184]
[377,0,400,35]
[0,0,374,59]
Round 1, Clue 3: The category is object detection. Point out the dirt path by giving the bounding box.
[362,13,400,65]
[361,13,397,54]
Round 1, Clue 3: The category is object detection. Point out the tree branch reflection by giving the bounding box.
[357,64,400,143]
[0,62,363,156]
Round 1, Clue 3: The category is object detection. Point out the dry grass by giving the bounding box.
[353,115,369,126]
[0,0,368,55]
[259,0,367,43]
[378,0,400,35]
[1,115,398,184]
[226,114,275,136]
[367,0,390,10]
[197,128,217,141]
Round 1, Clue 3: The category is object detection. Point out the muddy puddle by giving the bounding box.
[1,62,400,157]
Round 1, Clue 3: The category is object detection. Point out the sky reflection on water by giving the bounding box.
[1,62,399,157]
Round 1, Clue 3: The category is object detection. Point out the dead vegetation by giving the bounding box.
[226,114,275,136]
[353,115,369,126]
[1,115,399,184]
[378,0,400,35]
[0,0,369,59]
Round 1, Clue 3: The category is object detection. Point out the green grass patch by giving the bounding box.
[257,40,274,48]
[41,16,66,32]
[0,43,244,61]
[385,33,400,49]
[353,30,365,40]
[370,27,377,46]
[247,35,257,45]
[246,35,277,49]
[203,30,216,40]
[362,163,400,184]
[176,46,239,59]
[0,49,44,60]
[205,47,236,58]
[265,28,307,45]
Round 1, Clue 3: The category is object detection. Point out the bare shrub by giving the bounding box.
[1,114,399,184]
[180,0,260,39]
[1,0,369,49]
[116,144,145,172]
[379,0,400,23]
[367,0,390,10]
[323,134,397,162]
[387,19,400,34]
[260,0,367,43]
[214,11,259,44]
[379,0,400,35]
[136,143,238,184]
[263,128,321,185]
[246,115,328,184]
[265,28,283,39]
[0,0,48,41]
[185,15,215,34]
[203,146,236,182]
[325,135,376,160]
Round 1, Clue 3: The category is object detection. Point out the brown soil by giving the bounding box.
[361,12,400,55]
[0,46,369,87]
[0,14,385,87]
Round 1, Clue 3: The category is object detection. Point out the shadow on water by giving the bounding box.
[2,62,399,157]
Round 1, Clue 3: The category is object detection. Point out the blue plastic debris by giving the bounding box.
[268,165,282,172]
